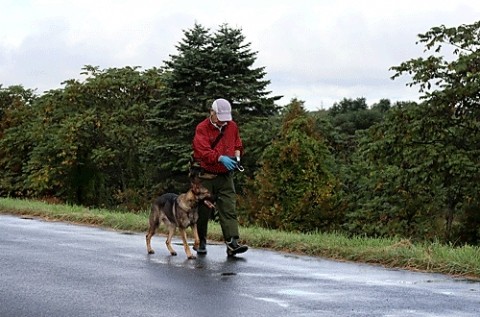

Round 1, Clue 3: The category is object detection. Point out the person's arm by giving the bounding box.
[193,124,220,165]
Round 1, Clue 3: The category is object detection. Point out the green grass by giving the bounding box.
[1,197,479,279]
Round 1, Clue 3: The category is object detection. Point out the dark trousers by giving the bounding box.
[197,172,239,242]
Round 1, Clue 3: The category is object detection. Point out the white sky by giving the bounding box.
[1,0,479,110]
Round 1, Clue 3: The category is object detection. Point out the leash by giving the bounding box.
[236,162,245,172]
[233,156,244,172]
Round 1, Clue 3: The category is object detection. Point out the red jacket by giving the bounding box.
[192,117,243,174]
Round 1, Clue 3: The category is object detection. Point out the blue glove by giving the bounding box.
[219,155,237,171]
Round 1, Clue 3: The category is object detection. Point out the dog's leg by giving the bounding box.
[146,229,155,254]
[192,223,200,251]
[146,207,160,254]
[179,228,195,259]
[165,225,177,256]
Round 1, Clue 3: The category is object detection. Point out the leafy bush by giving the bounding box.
[241,99,340,232]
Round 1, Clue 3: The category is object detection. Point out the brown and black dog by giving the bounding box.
[146,177,214,259]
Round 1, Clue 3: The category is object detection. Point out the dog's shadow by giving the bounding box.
[145,240,247,275]
[192,252,247,278]
[145,253,201,270]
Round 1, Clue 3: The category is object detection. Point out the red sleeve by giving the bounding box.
[193,121,220,165]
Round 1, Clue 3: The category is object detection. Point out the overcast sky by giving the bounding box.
[1,0,479,110]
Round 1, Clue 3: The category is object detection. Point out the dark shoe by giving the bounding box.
[194,239,207,255]
[226,238,248,257]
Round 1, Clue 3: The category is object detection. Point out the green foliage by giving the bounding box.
[0,85,38,196]
[0,85,37,122]
[325,97,387,164]
[235,114,282,193]
[371,98,391,113]
[345,101,480,242]
[0,66,165,208]
[390,21,480,243]
[345,20,480,243]
[345,103,445,240]
[243,99,339,232]
[329,97,368,116]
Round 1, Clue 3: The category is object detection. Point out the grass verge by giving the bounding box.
[1,197,479,279]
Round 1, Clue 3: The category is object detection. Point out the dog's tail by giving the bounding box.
[149,203,161,228]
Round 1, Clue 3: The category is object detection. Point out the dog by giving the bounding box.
[146,176,214,259]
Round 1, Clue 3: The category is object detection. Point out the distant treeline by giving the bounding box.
[1,21,479,245]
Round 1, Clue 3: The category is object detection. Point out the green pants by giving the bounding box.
[197,172,239,241]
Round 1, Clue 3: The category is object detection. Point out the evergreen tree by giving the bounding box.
[152,23,213,187]
[152,23,281,186]
[209,24,280,119]
[243,99,338,232]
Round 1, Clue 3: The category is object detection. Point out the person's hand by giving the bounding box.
[219,155,237,170]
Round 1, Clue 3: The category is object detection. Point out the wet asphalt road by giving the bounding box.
[1,214,479,317]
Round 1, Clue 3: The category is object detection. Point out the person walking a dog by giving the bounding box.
[192,98,248,256]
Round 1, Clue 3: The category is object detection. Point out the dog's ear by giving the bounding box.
[189,174,202,185]
[188,161,203,180]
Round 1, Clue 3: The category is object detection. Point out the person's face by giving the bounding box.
[210,109,225,125]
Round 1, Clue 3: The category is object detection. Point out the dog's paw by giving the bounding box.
[170,251,177,256]
[147,249,155,254]
[188,255,197,260]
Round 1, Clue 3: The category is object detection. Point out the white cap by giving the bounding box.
[211,99,232,121]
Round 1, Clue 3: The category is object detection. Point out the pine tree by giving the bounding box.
[209,24,280,119]
[243,99,339,232]
[152,23,281,184]
[153,23,212,136]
